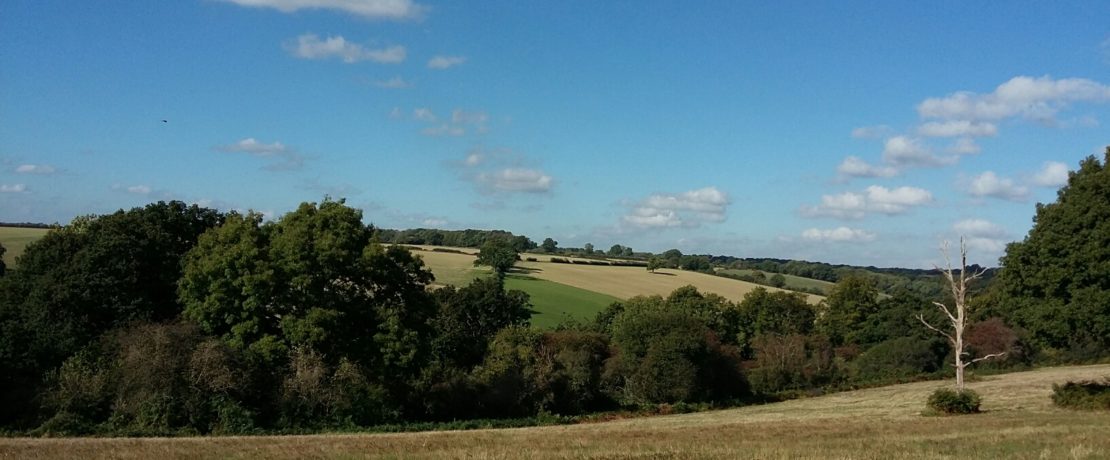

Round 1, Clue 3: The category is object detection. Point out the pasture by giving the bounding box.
[717,268,836,295]
[503,275,621,328]
[0,226,50,267]
[412,247,824,305]
[4,364,1107,459]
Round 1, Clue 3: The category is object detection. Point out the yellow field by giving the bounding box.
[412,247,824,304]
[3,364,1107,459]
[0,226,50,267]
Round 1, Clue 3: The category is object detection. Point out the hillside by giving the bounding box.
[5,364,1106,459]
[412,246,825,304]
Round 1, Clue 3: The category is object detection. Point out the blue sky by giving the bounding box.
[2,1,1108,268]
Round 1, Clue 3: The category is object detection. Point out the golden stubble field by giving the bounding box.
[3,364,1108,459]
[411,247,824,304]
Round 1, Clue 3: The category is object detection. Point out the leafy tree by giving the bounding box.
[735,287,815,355]
[817,274,880,345]
[583,243,594,254]
[541,238,558,253]
[646,257,664,273]
[430,277,532,369]
[474,239,519,277]
[769,273,787,288]
[0,243,6,276]
[1000,149,1110,354]
[608,244,624,256]
[622,246,633,257]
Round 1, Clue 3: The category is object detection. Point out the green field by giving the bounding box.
[4,364,1107,459]
[504,275,621,328]
[0,226,50,267]
[717,268,836,295]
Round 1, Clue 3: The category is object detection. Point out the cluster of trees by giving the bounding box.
[376,228,535,252]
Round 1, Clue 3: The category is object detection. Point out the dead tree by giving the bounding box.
[917,238,1005,391]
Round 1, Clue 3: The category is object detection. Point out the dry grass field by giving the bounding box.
[3,364,1108,459]
[412,247,824,304]
[0,226,50,267]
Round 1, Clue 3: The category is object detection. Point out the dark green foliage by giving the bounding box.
[854,337,948,382]
[541,238,558,253]
[376,228,535,252]
[735,287,815,356]
[1000,149,1110,355]
[769,273,786,288]
[1051,380,1110,410]
[430,277,532,369]
[927,388,981,414]
[817,275,880,346]
[474,239,520,275]
[747,334,837,394]
[0,243,6,276]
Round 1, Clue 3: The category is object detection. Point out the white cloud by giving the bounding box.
[882,136,955,167]
[373,76,411,88]
[219,0,425,20]
[427,55,466,69]
[421,124,465,137]
[451,109,488,126]
[851,125,891,139]
[801,227,876,243]
[801,185,933,219]
[1032,161,1069,187]
[917,120,998,138]
[947,137,981,155]
[217,138,287,156]
[953,219,1011,255]
[421,218,447,227]
[0,184,27,193]
[622,187,730,229]
[917,75,1110,122]
[216,138,305,171]
[476,168,553,193]
[285,34,405,63]
[125,185,151,195]
[15,164,57,175]
[837,155,898,179]
[964,171,1028,201]
[412,107,436,122]
[464,152,483,166]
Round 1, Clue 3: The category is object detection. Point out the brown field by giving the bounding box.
[411,247,824,304]
[3,364,1108,459]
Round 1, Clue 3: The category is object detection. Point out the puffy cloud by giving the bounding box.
[801,185,933,219]
[219,0,425,20]
[622,187,730,229]
[476,168,553,193]
[964,171,1028,201]
[837,155,898,179]
[0,184,27,193]
[111,183,152,195]
[917,120,997,138]
[284,34,405,63]
[412,107,436,122]
[215,138,305,171]
[427,55,466,69]
[882,136,955,167]
[1032,161,1069,187]
[953,218,1011,255]
[801,227,877,242]
[15,164,56,175]
[947,137,981,155]
[850,125,891,139]
[917,75,1110,122]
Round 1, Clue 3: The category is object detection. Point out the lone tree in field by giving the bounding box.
[918,238,1004,391]
[474,239,519,279]
[646,257,663,273]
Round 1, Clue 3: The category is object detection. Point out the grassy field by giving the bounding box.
[4,364,1107,459]
[412,247,823,305]
[503,275,621,328]
[0,226,50,267]
[717,268,836,295]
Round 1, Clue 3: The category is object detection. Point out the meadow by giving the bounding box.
[3,364,1106,459]
[716,268,836,295]
[0,226,50,267]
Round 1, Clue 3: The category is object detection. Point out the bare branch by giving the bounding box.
[932,301,958,323]
[917,314,954,344]
[970,352,1006,364]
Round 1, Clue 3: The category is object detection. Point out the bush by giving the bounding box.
[549,257,568,264]
[927,388,981,414]
[854,337,947,383]
[1052,380,1110,410]
[525,257,537,262]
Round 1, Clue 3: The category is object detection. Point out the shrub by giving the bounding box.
[1052,380,1110,410]
[525,257,537,262]
[927,388,981,414]
[549,257,568,264]
[854,337,947,382]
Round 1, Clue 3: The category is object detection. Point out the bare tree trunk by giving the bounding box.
[918,238,1002,392]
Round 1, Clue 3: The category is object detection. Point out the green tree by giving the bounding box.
[474,239,519,277]
[1000,149,1110,355]
[0,242,6,276]
[646,257,664,273]
[608,244,624,256]
[583,243,594,254]
[769,273,787,288]
[429,277,532,369]
[735,287,815,354]
[817,274,880,346]
[540,238,558,253]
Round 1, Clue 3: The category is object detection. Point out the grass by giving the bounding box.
[4,364,1108,459]
[717,268,835,295]
[0,226,50,267]
[503,275,621,328]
